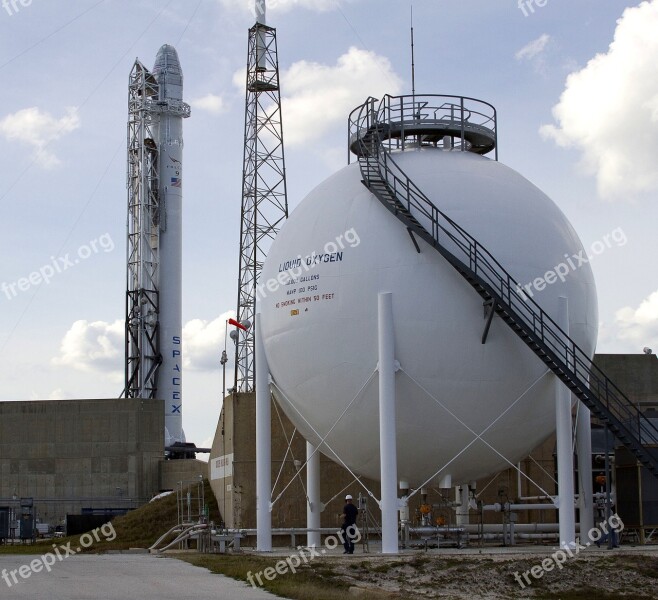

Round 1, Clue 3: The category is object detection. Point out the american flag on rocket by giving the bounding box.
[171,177,182,188]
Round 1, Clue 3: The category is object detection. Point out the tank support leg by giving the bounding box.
[577,403,594,538]
[379,292,399,554]
[306,441,322,548]
[255,312,272,551]
[555,296,576,548]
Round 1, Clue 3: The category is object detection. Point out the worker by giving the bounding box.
[341,494,359,554]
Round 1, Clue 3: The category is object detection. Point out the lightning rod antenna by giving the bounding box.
[411,5,416,104]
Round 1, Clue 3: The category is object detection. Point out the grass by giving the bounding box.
[180,554,406,600]
[371,561,400,573]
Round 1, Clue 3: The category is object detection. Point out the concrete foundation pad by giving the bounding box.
[0,554,282,599]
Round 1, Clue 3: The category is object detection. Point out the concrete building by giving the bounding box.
[0,397,205,527]
[595,354,658,411]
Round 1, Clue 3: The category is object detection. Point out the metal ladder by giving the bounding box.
[353,100,658,478]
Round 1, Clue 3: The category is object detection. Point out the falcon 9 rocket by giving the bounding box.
[153,45,187,446]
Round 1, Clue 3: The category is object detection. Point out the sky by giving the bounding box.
[0,0,657,452]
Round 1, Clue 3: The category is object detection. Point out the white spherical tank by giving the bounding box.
[259,145,598,487]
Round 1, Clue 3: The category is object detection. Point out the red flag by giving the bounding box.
[228,318,248,331]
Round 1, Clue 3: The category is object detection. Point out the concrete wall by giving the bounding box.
[0,398,164,525]
[594,353,658,410]
[209,392,383,532]
[160,459,207,491]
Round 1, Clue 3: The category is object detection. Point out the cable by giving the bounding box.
[335,1,404,89]
[269,374,381,508]
[403,368,554,500]
[270,398,307,503]
[0,140,123,356]
[0,0,108,72]
[176,0,203,43]
[322,477,358,508]
[529,455,557,486]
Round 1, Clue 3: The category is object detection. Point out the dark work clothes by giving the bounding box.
[342,502,358,526]
[341,502,359,554]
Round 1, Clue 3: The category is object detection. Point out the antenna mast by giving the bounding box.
[411,6,416,102]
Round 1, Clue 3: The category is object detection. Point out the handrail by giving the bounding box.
[350,96,658,474]
[347,94,498,163]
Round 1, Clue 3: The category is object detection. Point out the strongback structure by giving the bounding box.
[234,6,288,392]
[126,46,190,445]
[126,59,160,401]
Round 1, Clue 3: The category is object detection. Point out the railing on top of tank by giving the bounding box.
[348,94,498,162]
[349,95,658,458]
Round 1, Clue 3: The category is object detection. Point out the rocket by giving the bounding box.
[152,44,189,446]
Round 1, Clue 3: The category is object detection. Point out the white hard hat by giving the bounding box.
[345,494,353,500]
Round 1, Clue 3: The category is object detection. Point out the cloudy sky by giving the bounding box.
[0,0,656,450]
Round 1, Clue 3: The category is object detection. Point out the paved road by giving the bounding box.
[0,554,282,599]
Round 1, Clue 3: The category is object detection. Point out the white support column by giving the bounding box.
[255,312,272,551]
[306,441,321,548]
[455,486,470,526]
[378,292,399,554]
[555,296,576,548]
[576,402,594,539]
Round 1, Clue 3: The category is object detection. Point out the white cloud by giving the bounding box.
[191,93,226,115]
[52,319,124,374]
[278,47,403,146]
[183,311,235,371]
[197,435,215,461]
[47,388,68,400]
[53,312,237,377]
[0,106,80,168]
[540,0,658,199]
[515,34,551,61]
[231,46,402,148]
[28,388,70,401]
[612,290,658,351]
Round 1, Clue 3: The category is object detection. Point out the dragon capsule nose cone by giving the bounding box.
[153,44,182,76]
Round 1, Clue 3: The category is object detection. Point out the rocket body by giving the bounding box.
[152,45,188,445]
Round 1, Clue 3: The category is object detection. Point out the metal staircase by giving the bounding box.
[349,94,658,477]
